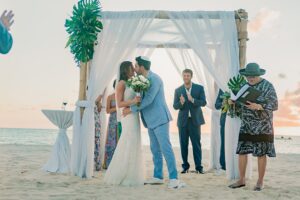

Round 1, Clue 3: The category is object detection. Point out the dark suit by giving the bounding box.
[215,90,226,170]
[173,83,206,171]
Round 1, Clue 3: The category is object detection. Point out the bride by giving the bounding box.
[104,61,145,186]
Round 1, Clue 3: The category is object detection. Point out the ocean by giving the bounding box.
[0,127,299,154]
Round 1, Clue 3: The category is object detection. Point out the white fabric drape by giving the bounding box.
[71,100,93,177]
[225,117,252,179]
[71,11,157,178]
[164,45,190,77]
[168,11,240,91]
[135,47,156,59]
[167,11,251,179]
[42,110,73,173]
[99,90,107,168]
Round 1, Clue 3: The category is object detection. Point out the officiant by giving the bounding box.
[173,69,207,174]
[229,63,278,191]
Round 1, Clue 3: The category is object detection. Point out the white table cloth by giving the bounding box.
[42,110,73,173]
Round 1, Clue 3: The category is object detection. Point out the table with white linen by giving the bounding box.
[41,109,73,173]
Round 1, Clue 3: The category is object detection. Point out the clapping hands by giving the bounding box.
[187,93,194,102]
[180,94,185,105]
[1,10,14,31]
[122,107,131,117]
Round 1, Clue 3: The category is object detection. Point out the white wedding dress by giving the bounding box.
[104,86,145,186]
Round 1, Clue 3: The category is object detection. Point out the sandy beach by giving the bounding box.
[0,144,299,200]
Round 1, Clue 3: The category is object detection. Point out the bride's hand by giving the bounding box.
[122,107,131,117]
[133,96,141,104]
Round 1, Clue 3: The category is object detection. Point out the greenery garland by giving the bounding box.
[65,0,103,65]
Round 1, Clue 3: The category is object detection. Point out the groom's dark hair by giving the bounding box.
[136,56,151,70]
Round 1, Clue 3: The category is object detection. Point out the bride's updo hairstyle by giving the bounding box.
[119,61,133,81]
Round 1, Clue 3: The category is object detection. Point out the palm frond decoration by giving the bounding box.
[227,74,247,95]
[221,75,247,118]
[65,0,103,65]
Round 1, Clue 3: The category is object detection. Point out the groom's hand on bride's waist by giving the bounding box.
[122,107,131,117]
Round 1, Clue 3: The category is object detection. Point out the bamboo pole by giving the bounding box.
[235,9,249,69]
[78,61,88,120]
[102,10,247,20]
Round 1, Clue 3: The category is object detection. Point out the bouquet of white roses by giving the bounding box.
[127,75,151,106]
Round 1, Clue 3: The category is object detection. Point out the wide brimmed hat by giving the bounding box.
[239,63,266,76]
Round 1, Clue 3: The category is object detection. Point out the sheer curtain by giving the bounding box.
[168,11,251,179]
[71,11,157,178]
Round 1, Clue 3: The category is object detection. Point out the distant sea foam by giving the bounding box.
[0,127,299,154]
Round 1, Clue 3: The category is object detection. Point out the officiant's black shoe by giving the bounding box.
[181,169,189,174]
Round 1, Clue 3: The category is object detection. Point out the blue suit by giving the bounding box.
[215,90,226,170]
[0,22,13,54]
[131,71,177,180]
[173,83,206,171]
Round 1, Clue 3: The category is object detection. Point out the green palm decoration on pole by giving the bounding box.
[221,75,247,118]
[65,0,103,64]
[65,0,103,120]
[227,75,247,95]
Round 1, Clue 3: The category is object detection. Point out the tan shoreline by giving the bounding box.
[0,144,299,200]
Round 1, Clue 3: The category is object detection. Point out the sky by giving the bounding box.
[0,0,299,132]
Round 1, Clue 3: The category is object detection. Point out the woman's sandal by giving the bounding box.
[228,182,246,189]
[254,184,263,191]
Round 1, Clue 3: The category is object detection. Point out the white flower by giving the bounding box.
[135,81,142,85]
[139,75,146,82]
[128,75,150,92]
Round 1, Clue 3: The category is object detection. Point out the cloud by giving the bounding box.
[285,83,300,96]
[275,83,300,126]
[248,8,280,35]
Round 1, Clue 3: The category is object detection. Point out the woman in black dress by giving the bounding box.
[229,63,278,191]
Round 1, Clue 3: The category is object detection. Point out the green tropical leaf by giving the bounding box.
[65,0,103,65]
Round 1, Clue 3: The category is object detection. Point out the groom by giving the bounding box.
[123,56,185,189]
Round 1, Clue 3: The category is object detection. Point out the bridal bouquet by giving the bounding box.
[221,75,247,118]
[127,75,151,107]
